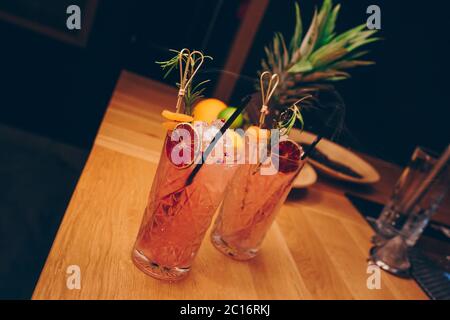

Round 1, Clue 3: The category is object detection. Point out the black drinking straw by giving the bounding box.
[301,135,322,160]
[186,95,252,185]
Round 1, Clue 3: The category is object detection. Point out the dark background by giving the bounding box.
[239,0,450,163]
[1,0,449,162]
[0,0,449,299]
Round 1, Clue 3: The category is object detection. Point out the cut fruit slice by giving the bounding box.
[245,126,270,164]
[246,126,270,142]
[165,123,200,169]
[161,110,194,122]
[227,130,244,152]
[272,139,303,173]
[162,121,179,131]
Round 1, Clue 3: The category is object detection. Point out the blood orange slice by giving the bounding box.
[272,139,303,173]
[165,123,200,169]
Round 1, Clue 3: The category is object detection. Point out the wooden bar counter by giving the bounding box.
[32,71,428,300]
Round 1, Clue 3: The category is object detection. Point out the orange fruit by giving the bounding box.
[193,98,227,123]
[161,110,194,122]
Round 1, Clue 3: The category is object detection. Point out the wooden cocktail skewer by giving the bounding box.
[258,71,279,128]
[249,72,279,174]
[174,49,205,114]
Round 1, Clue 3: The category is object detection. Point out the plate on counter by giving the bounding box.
[290,129,380,184]
[292,162,317,188]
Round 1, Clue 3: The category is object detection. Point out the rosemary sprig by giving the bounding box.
[183,79,210,115]
[277,104,304,136]
[156,49,212,115]
[277,96,311,136]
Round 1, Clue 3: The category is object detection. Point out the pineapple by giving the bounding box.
[259,0,380,111]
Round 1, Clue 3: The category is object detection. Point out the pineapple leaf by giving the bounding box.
[302,70,350,82]
[331,24,366,44]
[320,4,340,46]
[345,50,370,60]
[327,76,349,81]
[291,9,319,63]
[259,0,381,106]
[347,30,378,48]
[261,59,269,72]
[290,2,303,52]
[288,60,314,73]
[264,46,277,72]
[273,34,280,64]
[277,32,290,68]
[331,60,375,69]
[315,0,333,49]
[347,37,381,52]
[309,40,349,68]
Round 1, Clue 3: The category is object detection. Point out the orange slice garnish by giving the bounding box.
[246,126,270,141]
[161,110,194,122]
[162,121,179,131]
[244,126,270,164]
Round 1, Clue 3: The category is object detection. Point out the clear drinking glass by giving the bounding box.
[371,146,450,276]
[375,147,438,238]
[400,164,449,247]
[211,136,305,260]
[132,123,237,281]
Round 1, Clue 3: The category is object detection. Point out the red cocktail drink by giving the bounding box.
[133,123,237,280]
[211,138,304,260]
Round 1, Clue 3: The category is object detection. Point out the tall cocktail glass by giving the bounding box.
[132,123,237,280]
[211,137,305,260]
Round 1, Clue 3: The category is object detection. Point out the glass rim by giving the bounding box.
[412,145,440,160]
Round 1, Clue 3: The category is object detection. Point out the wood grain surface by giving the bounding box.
[32,71,428,300]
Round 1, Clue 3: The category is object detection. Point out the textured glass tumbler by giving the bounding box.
[211,140,304,260]
[371,146,449,276]
[132,132,236,281]
[375,147,438,238]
